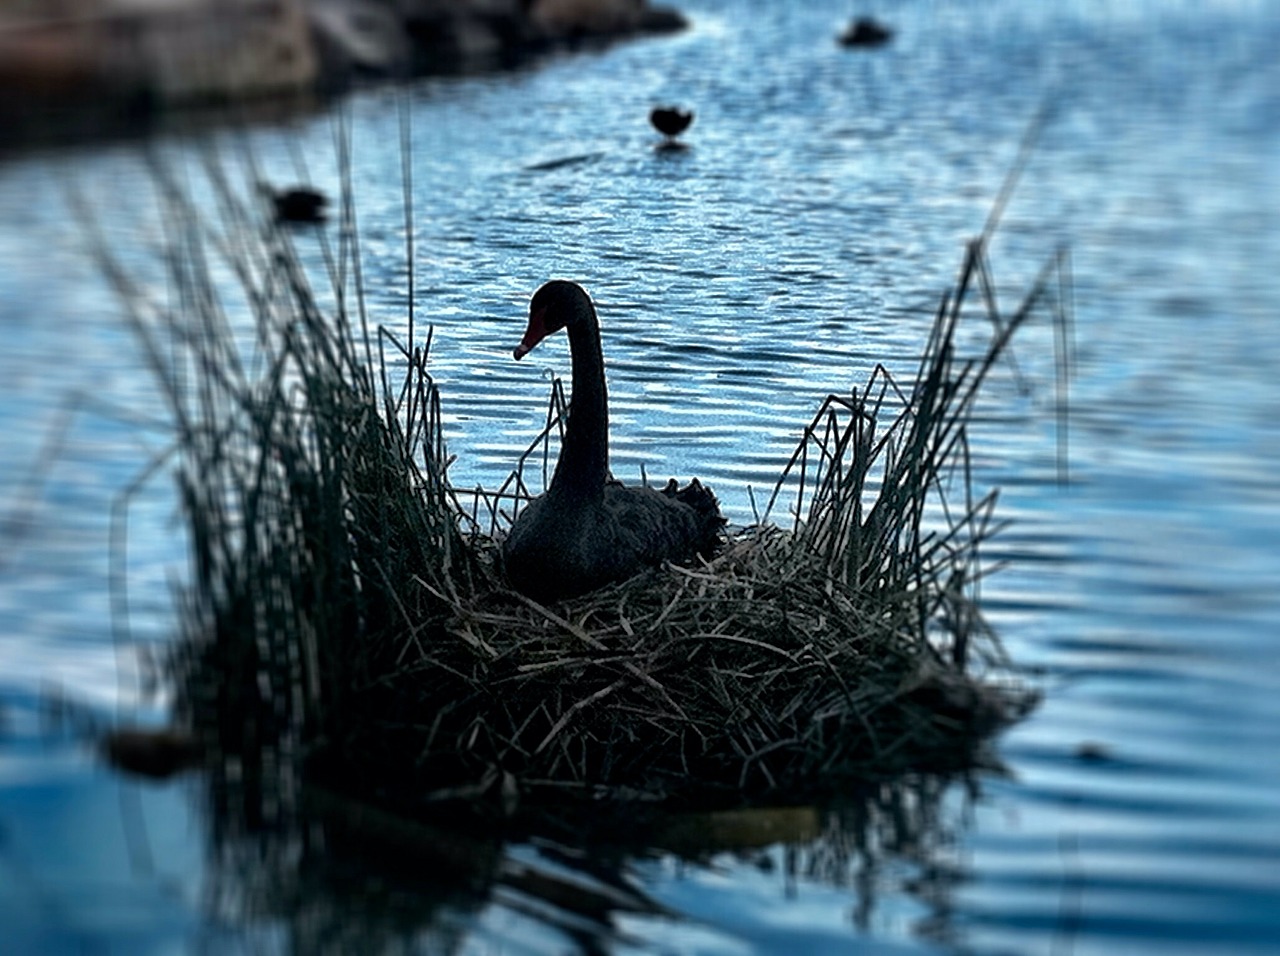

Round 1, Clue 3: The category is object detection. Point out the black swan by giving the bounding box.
[649,106,694,141]
[502,280,723,602]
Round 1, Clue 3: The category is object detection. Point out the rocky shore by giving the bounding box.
[0,0,687,147]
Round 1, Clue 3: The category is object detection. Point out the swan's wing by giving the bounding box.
[600,484,721,568]
[503,484,724,601]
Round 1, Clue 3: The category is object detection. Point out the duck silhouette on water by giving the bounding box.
[259,182,329,225]
[839,17,893,48]
[502,281,723,602]
[649,106,694,147]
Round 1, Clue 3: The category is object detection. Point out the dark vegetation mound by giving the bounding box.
[87,142,1065,818]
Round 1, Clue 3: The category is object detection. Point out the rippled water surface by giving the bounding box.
[2,0,1278,953]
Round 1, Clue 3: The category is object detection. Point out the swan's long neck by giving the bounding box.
[550,300,609,498]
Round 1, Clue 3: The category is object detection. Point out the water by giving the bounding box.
[2,0,1278,952]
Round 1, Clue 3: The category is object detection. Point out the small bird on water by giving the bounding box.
[259,183,329,225]
[649,106,694,144]
[839,16,893,48]
[502,280,723,602]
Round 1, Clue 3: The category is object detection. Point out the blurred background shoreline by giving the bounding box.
[0,0,687,150]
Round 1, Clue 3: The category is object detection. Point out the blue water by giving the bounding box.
[2,0,1278,952]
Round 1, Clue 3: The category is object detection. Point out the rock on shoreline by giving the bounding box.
[0,0,687,145]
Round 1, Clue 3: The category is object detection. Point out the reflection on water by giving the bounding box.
[187,749,987,954]
[4,694,996,952]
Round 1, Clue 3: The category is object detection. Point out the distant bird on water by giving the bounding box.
[839,16,893,48]
[259,183,329,225]
[649,106,694,143]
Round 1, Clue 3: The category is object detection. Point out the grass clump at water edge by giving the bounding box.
[90,151,1055,814]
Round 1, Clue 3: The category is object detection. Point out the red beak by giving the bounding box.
[514,305,550,360]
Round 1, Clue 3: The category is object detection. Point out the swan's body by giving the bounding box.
[503,281,722,602]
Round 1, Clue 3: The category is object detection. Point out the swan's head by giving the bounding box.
[513,280,593,360]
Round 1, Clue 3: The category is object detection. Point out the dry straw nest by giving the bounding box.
[89,152,1062,813]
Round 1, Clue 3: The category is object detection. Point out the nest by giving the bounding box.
[88,153,1063,815]
[392,527,1019,807]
